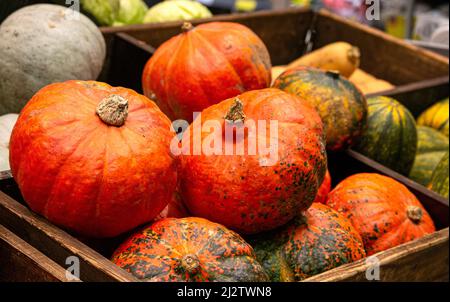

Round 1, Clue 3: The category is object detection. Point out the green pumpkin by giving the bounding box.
[410,126,449,186]
[429,152,449,198]
[249,203,365,281]
[272,66,367,151]
[417,98,449,137]
[354,96,417,175]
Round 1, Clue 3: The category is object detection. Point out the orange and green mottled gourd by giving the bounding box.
[326,173,436,255]
[9,80,177,238]
[142,21,271,122]
[355,96,417,175]
[111,217,269,281]
[178,88,327,234]
[272,66,367,151]
[409,126,449,186]
[428,151,449,198]
[250,203,365,281]
[313,169,331,204]
[417,98,449,137]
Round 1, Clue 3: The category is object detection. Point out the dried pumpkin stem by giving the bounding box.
[96,94,128,127]
[406,206,423,224]
[181,254,200,274]
[181,22,194,33]
[224,98,246,123]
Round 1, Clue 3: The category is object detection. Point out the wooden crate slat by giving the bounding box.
[0,191,138,282]
[304,228,449,282]
[0,224,78,282]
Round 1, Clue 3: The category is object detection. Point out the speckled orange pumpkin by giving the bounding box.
[142,21,271,122]
[251,203,366,281]
[178,88,327,234]
[111,217,269,281]
[9,80,177,238]
[326,173,436,255]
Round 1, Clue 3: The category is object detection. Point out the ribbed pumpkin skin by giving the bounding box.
[142,22,271,122]
[355,96,417,175]
[179,88,327,234]
[418,98,449,137]
[429,152,449,198]
[410,126,449,186]
[111,217,269,282]
[272,66,367,151]
[250,203,365,281]
[314,170,331,204]
[9,81,177,238]
[326,173,435,255]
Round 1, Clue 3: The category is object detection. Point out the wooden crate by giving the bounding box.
[0,30,448,282]
[0,151,447,282]
[100,7,449,93]
[0,224,79,282]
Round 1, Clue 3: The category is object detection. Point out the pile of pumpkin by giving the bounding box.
[0,4,445,282]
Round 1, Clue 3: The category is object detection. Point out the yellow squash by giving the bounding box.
[417,98,449,137]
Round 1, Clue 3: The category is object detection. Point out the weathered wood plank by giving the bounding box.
[304,228,449,282]
[0,191,138,282]
[0,224,79,282]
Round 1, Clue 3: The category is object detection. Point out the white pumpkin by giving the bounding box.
[0,4,106,115]
[0,113,18,171]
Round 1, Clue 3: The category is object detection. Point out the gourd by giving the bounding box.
[273,67,367,151]
[0,114,18,171]
[251,203,365,281]
[111,217,269,281]
[326,173,436,255]
[349,69,395,94]
[354,96,417,175]
[410,126,449,186]
[9,80,177,238]
[417,98,449,137]
[143,0,211,24]
[287,42,360,77]
[0,4,106,115]
[428,151,449,198]
[142,21,271,122]
[178,88,327,234]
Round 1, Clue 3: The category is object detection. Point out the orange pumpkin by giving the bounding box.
[326,173,435,255]
[9,80,177,238]
[111,217,269,281]
[178,88,327,234]
[142,22,271,122]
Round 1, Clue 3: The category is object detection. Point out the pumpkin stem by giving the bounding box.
[181,22,194,33]
[224,98,246,123]
[181,254,200,274]
[96,95,128,127]
[348,46,361,67]
[407,206,423,224]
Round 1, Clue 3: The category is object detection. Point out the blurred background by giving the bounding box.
[1,0,448,54]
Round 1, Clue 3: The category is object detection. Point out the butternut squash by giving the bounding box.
[349,69,395,94]
[287,42,360,77]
